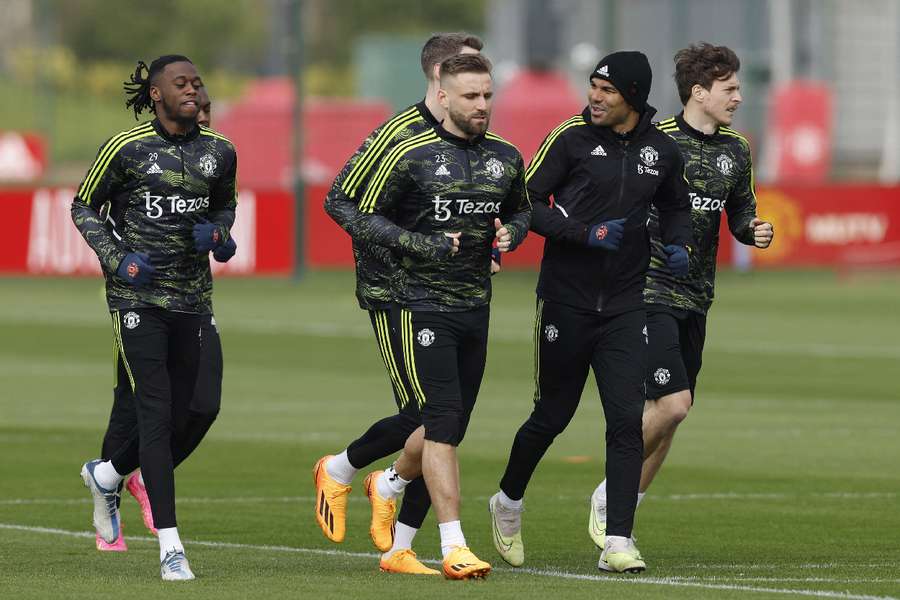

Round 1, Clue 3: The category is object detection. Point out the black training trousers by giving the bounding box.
[102,313,222,475]
[499,299,646,538]
[110,307,203,530]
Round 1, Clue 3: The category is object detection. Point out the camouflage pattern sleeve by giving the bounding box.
[208,146,237,238]
[526,128,589,244]
[351,163,452,261]
[501,153,532,250]
[725,143,757,245]
[324,131,376,234]
[71,143,127,273]
[652,148,693,248]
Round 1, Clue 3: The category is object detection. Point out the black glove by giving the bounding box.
[213,238,237,263]
[116,252,156,287]
[663,244,690,278]
[586,218,625,251]
[193,220,226,252]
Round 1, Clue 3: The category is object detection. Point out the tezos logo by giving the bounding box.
[199,154,217,177]
[417,328,435,347]
[485,157,504,179]
[716,154,734,175]
[432,195,501,222]
[689,192,726,212]
[544,324,559,342]
[640,146,659,166]
[144,192,209,219]
[653,368,671,385]
[123,311,141,329]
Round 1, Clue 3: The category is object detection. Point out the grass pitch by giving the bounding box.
[0,270,898,599]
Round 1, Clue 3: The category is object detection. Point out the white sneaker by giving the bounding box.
[80,459,121,544]
[599,535,645,574]
[588,489,606,548]
[488,493,524,567]
[160,550,195,581]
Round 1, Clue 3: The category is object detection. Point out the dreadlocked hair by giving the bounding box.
[123,54,193,120]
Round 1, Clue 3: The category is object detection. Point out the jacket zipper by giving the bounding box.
[178,144,185,179]
[464,147,473,182]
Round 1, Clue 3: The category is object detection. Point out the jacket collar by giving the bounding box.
[415,100,442,127]
[672,111,727,143]
[152,118,200,144]
[434,123,485,147]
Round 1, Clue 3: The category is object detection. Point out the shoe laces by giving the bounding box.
[162,550,188,573]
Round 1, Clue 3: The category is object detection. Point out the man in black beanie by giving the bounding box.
[488,50,692,574]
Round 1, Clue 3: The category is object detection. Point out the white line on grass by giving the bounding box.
[0,522,895,600]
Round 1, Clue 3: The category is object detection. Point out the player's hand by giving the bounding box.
[663,244,690,278]
[213,237,237,263]
[750,217,774,248]
[193,220,226,252]
[586,218,625,251]
[494,218,512,252]
[491,247,502,275]
[116,252,156,288]
[444,231,461,256]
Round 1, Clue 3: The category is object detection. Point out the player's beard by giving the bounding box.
[158,95,199,128]
[448,105,489,138]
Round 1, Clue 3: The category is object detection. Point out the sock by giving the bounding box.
[606,534,629,551]
[636,492,646,508]
[439,520,466,558]
[497,489,523,510]
[94,461,123,491]
[383,522,418,559]
[325,450,356,485]
[593,479,607,503]
[158,527,184,561]
[376,465,410,500]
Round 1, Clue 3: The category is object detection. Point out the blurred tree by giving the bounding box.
[305,0,485,95]
[37,0,269,72]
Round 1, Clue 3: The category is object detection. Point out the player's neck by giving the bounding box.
[683,103,720,135]
[156,114,195,137]
[424,82,445,123]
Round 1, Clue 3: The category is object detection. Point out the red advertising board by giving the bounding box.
[2,185,900,274]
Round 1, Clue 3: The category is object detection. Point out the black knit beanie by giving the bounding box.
[590,51,652,113]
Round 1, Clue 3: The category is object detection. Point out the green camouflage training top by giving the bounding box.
[349,125,532,312]
[324,101,439,310]
[71,119,237,314]
[645,113,757,315]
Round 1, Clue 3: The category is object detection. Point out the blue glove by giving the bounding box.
[193,220,226,252]
[586,218,626,251]
[213,237,237,263]
[116,252,156,287]
[663,244,690,277]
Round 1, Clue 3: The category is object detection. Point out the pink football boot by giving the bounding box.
[126,472,157,535]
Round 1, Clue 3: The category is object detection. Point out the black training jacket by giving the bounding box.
[527,105,692,315]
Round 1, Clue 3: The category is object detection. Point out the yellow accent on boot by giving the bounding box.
[588,493,606,548]
[488,493,524,566]
[363,471,396,552]
[598,538,646,574]
[379,549,440,575]
[442,546,491,580]
[312,455,351,543]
